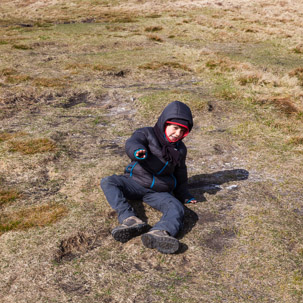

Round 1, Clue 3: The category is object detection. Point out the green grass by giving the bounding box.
[137,90,207,121]
[223,40,303,72]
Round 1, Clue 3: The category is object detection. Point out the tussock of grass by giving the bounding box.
[9,138,56,155]
[146,14,162,19]
[205,57,241,72]
[289,67,303,85]
[147,34,163,42]
[32,77,66,87]
[0,131,27,142]
[238,71,262,85]
[288,136,303,145]
[257,96,299,115]
[110,17,136,23]
[0,40,9,45]
[293,44,303,54]
[0,132,15,142]
[5,74,32,84]
[0,68,17,76]
[12,44,32,50]
[139,61,192,71]
[103,12,137,23]
[0,204,68,235]
[64,63,93,70]
[65,62,114,72]
[0,189,20,206]
[213,77,239,100]
[144,26,163,32]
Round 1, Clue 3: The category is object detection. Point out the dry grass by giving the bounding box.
[237,71,262,85]
[1,1,303,303]
[289,67,303,85]
[288,136,303,145]
[139,61,192,71]
[8,138,56,155]
[0,204,68,235]
[0,131,27,142]
[32,77,67,88]
[0,132,17,142]
[144,26,163,32]
[147,34,164,42]
[0,68,18,76]
[65,62,114,72]
[256,96,299,115]
[205,57,242,73]
[0,189,20,206]
[292,44,303,54]
[12,44,32,50]
[5,74,33,84]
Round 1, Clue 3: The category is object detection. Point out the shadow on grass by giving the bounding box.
[177,169,249,252]
[188,168,249,200]
[128,169,249,253]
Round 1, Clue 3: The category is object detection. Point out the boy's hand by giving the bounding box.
[186,198,197,204]
[135,149,147,159]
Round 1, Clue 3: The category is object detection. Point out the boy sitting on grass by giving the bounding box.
[101,101,196,254]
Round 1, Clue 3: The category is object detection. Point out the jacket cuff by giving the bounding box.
[134,149,147,160]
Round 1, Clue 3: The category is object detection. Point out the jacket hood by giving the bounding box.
[155,101,193,135]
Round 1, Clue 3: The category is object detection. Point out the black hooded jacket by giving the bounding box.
[124,101,194,203]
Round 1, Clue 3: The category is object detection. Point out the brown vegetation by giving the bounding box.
[147,34,164,42]
[0,131,27,142]
[1,1,303,302]
[144,26,163,32]
[257,96,299,115]
[0,204,68,235]
[0,189,20,206]
[139,61,192,71]
[9,138,56,154]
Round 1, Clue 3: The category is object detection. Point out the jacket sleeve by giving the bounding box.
[173,150,195,203]
[125,129,168,174]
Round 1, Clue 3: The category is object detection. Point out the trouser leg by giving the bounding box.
[100,175,146,223]
[143,192,185,237]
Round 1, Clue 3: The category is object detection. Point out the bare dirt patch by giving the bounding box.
[54,228,109,263]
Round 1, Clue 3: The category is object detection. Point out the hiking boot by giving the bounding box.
[141,230,179,254]
[111,216,149,243]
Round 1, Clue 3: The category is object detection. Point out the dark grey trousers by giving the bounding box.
[100,175,185,237]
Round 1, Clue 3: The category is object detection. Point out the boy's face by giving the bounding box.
[165,124,186,142]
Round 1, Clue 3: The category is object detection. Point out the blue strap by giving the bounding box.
[171,174,177,189]
[156,161,168,175]
[150,175,155,189]
[130,162,137,177]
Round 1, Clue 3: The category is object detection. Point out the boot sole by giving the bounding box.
[112,223,149,243]
[141,233,179,254]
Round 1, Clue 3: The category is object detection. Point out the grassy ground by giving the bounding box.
[1,0,303,302]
